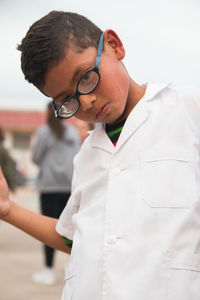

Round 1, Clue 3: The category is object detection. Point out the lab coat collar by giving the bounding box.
[141,81,171,103]
[89,123,115,153]
[90,82,170,152]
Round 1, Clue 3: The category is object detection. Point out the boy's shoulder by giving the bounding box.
[169,83,200,99]
[171,84,200,134]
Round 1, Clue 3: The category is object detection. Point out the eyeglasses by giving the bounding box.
[52,33,104,119]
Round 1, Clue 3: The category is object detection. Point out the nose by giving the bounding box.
[79,93,96,112]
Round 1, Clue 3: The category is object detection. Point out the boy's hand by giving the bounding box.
[0,168,11,219]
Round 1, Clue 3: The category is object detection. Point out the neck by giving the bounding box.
[118,78,146,123]
[128,78,146,108]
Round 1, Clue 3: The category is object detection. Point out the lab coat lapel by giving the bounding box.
[89,110,149,153]
[116,82,170,149]
[116,108,149,149]
[90,124,115,153]
[90,82,169,152]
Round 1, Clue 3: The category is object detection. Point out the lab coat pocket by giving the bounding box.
[141,149,197,208]
[166,250,200,300]
[61,262,74,300]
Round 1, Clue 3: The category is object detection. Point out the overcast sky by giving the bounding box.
[0,0,199,111]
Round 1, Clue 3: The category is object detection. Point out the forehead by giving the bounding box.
[42,46,97,99]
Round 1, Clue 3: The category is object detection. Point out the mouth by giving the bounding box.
[96,103,110,120]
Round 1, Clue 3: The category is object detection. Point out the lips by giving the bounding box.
[96,103,110,120]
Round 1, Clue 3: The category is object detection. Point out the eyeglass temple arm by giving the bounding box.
[94,33,104,69]
[52,101,58,117]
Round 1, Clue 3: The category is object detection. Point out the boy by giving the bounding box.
[0,10,200,300]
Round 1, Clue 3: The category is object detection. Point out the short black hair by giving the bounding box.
[17,11,102,88]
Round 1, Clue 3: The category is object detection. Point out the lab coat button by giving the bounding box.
[107,235,118,244]
[112,167,120,175]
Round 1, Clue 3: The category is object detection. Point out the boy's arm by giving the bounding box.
[0,168,71,254]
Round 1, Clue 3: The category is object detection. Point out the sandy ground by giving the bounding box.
[0,185,69,300]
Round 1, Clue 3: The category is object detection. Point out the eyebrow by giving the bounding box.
[53,63,91,101]
[53,90,68,101]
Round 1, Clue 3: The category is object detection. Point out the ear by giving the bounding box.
[104,29,125,60]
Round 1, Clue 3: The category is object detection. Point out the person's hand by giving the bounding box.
[0,167,11,219]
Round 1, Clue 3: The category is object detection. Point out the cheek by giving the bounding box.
[102,65,129,104]
[75,110,92,122]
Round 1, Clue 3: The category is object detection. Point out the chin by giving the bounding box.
[110,112,126,124]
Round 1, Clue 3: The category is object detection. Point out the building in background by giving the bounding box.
[0,109,91,184]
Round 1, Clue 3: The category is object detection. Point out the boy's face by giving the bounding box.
[42,30,133,125]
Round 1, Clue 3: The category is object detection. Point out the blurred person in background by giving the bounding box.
[0,127,16,192]
[31,102,81,285]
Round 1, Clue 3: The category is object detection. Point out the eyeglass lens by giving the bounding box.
[78,70,99,94]
[58,98,80,118]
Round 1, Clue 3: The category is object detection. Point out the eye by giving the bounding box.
[55,93,71,106]
[78,70,99,94]
[80,71,92,84]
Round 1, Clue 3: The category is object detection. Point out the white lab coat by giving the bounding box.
[56,82,200,300]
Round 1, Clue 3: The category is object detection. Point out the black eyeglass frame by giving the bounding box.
[52,32,104,119]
